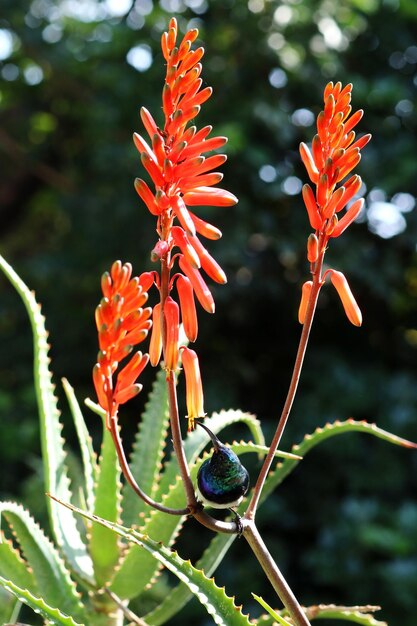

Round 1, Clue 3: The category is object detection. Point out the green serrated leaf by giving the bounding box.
[143,531,236,625]
[304,604,387,625]
[252,594,293,625]
[121,368,170,527]
[0,502,85,620]
[261,419,417,504]
[110,440,273,599]
[0,254,94,583]
[89,421,122,587]
[0,586,21,624]
[0,530,37,594]
[51,498,252,626]
[62,378,97,513]
[0,575,84,626]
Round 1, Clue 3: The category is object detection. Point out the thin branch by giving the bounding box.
[245,251,325,520]
[109,417,189,516]
[243,520,311,626]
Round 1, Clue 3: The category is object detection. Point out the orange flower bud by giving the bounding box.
[182,186,238,207]
[182,347,205,429]
[149,303,162,366]
[171,195,196,237]
[140,107,158,140]
[343,109,364,135]
[323,93,335,123]
[179,256,215,313]
[330,198,364,238]
[299,142,319,184]
[302,184,322,230]
[114,384,142,405]
[330,270,362,326]
[164,297,180,370]
[116,351,149,393]
[307,234,319,263]
[172,226,201,268]
[312,134,324,170]
[189,235,227,284]
[177,274,198,342]
[93,363,108,412]
[298,281,313,324]
[188,210,222,240]
[334,175,362,213]
[316,173,329,208]
[134,178,160,216]
[322,186,345,219]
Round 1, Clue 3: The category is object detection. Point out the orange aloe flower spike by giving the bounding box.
[93,262,152,429]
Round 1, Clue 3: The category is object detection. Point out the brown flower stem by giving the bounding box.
[243,520,311,626]
[109,418,189,515]
[245,251,325,520]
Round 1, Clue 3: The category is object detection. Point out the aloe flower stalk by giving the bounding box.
[248,81,371,522]
[299,81,370,325]
[93,261,152,430]
[134,16,237,428]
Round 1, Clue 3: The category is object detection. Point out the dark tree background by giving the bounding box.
[1,0,417,624]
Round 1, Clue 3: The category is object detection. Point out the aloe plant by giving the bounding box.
[0,251,414,625]
[1,16,416,626]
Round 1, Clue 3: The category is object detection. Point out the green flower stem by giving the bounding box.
[243,520,311,626]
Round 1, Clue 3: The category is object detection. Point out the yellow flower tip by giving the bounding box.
[330,270,362,327]
[298,281,313,324]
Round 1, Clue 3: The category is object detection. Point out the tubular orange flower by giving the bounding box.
[298,281,313,324]
[181,347,205,431]
[93,261,152,429]
[330,270,362,327]
[149,303,162,366]
[164,297,180,371]
[177,274,198,343]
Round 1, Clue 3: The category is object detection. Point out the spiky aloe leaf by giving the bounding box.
[0,586,21,624]
[252,594,294,625]
[0,502,85,620]
[110,441,279,599]
[0,576,83,626]
[143,531,236,625]
[121,368,170,527]
[0,529,37,594]
[88,405,122,587]
[62,378,97,513]
[304,604,387,625]
[0,254,94,583]
[255,601,387,626]
[261,419,417,503]
[50,496,252,626]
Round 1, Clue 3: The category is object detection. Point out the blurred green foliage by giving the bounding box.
[0,0,416,624]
